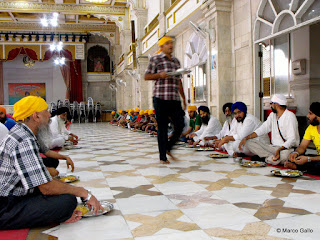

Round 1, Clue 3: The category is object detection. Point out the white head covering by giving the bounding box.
[271,94,287,106]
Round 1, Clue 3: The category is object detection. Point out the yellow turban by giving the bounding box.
[148,110,154,115]
[139,110,144,115]
[144,110,149,115]
[111,111,115,115]
[155,36,173,54]
[188,106,198,112]
[158,36,173,46]
[134,108,140,112]
[119,110,123,114]
[13,96,48,121]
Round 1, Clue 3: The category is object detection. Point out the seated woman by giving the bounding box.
[285,102,320,175]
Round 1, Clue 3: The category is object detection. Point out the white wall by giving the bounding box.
[2,55,66,105]
[146,0,160,24]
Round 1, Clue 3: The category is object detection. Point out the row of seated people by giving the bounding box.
[175,94,320,175]
[0,96,103,229]
[109,108,158,135]
[0,105,78,178]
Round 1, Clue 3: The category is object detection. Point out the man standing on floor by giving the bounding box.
[239,94,300,165]
[144,36,186,164]
[0,96,103,230]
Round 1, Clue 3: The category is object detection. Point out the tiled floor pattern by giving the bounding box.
[29,123,320,240]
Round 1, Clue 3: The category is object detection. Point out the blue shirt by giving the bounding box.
[5,117,16,131]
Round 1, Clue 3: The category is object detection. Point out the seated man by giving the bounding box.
[145,110,157,134]
[285,102,320,175]
[181,106,201,142]
[239,94,300,165]
[189,106,222,146]
[128,109,139,128]
[204,102,234,146]
[135,110,150,130]
[0,96,103,230]
[118,110,128,127]
[110,111,118,123]
[217,102,269,156]
[0,106,16,130]
[0,122,8,142]
[36,125,75,177]
[49,107,78,149]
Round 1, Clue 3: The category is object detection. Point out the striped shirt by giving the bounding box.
[145,53,181,101]
[0,123,52,197]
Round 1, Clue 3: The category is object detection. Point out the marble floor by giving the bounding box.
[38,123,320,240]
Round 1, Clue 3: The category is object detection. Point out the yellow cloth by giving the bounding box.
[188,106,197,112]
[139,110,144,115]
[13,96,48,121]
[144,110,149,115]
[158,36,173,46]
[148,110,154,115]
[134,108,140,112]
[111,111,115,115]
[303,125,320,155]
[119,110,123,114]
[155,36,173,54]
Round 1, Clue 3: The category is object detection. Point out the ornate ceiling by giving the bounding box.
[0,0,128,33]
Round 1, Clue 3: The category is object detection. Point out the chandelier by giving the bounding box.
[85,0,108,3]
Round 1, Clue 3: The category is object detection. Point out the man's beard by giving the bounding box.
[226,115,232,124]
[202,115,209,125]
[58,116,66,133]
[236,113,246,123]
[36,122,52,149]
[271,107,277,113]
[309,118,320,126]
[0,117,5,124]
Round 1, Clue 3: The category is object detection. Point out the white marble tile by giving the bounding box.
[135,230,212,240]
[180,171,226,182]
[154,181,207,195]
[235,175,284,187]
[182,204,259,229]
[266,214,320,240]
[116,195,178,214]
[280,194,320,213]
[47,215,132,240]
[106,176,151,187]
[100,164,135,172]
[138,167,178,176]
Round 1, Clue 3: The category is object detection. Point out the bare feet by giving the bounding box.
[167,152,177,161]
[160,160,170,164]
[64,210,82,224]
[284,161,297,170]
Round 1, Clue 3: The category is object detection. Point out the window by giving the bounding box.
[192,63,207,102]
[262,34,291,97]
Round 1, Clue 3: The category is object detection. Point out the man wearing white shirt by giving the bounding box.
[239,94,299,165]
[189,106,222,146]
[0,122,8,143]
[204,102,234,147]
[49,107,78,149]
[218,102,269,156]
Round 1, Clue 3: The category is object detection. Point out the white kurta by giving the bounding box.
[215,118,236,139]
[223,113,269,155]
[194,116,222,142]
[49,116,70,149]
[254,109,299,149]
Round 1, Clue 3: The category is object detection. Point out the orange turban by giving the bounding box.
[13,96,48,121]
[188,106,197,112]
[0,106,6,114]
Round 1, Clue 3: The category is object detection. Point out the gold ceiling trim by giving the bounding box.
[0,22,117,32]
[0,2,126,15]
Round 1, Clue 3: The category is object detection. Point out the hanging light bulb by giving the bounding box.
[54,59,60,65]
[53,12,59,19]
[50,18,58,27]
[59,57,65,65]
[56,41,63,51]
[40,18,48,27]
[50,43,56,51]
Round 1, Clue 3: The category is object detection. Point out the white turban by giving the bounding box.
[271,94,287,106]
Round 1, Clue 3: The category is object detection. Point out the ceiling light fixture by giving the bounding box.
[40,12,59,27]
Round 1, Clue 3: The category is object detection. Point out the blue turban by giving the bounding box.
[231,102,247,113]
[198,106,210,114]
